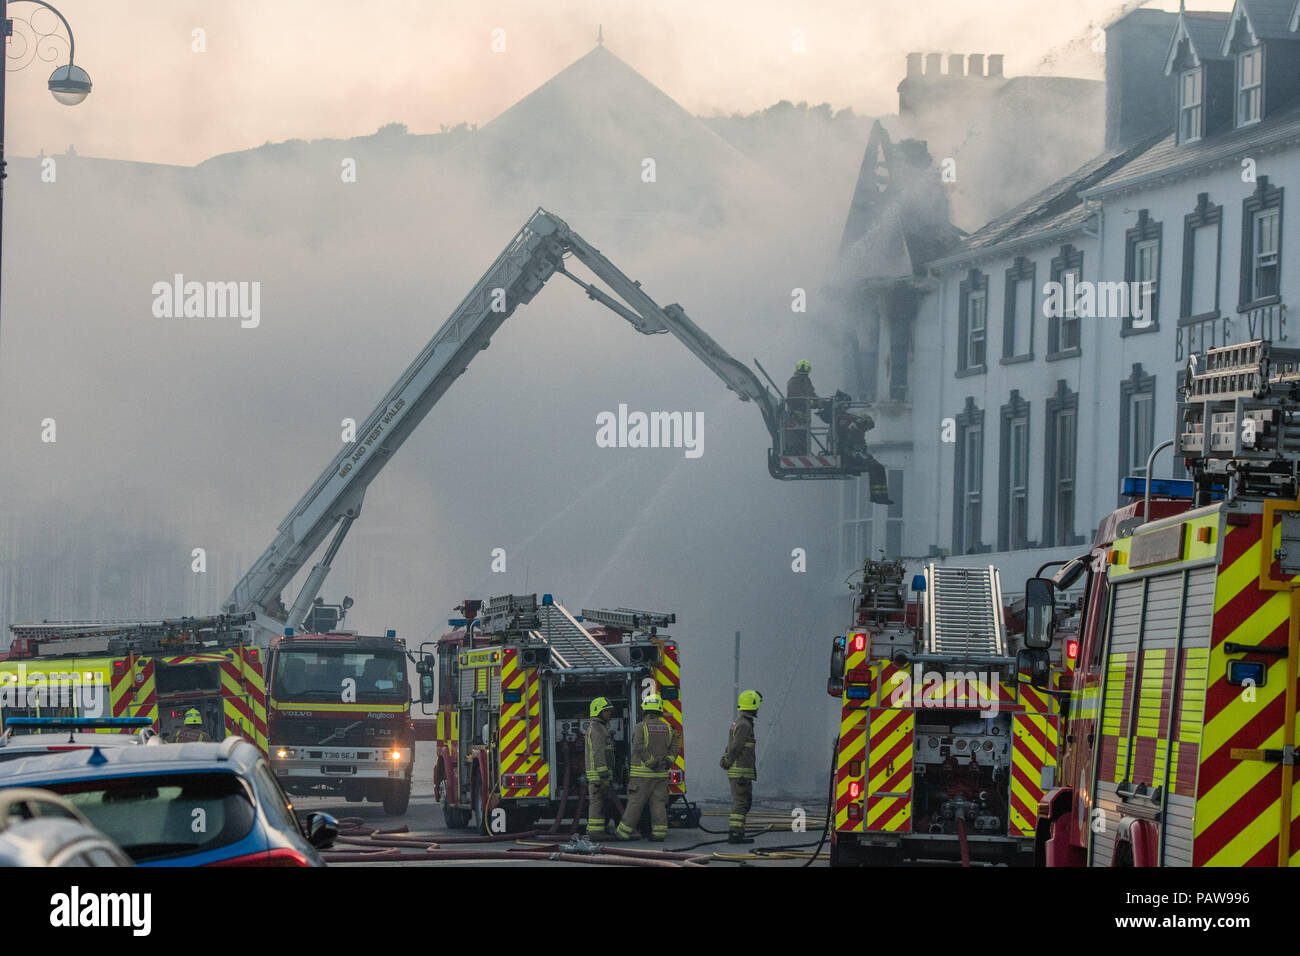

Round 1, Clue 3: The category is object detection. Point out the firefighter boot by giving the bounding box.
[866,455,893,505]
[727,832,755,845]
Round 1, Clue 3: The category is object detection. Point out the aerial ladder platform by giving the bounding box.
[223,208,873,645]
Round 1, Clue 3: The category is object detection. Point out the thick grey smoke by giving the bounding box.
[1,46,879,795]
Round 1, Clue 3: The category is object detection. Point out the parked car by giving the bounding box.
[0,737,337,866]
[0,788,133,866]
[0,717,161,765]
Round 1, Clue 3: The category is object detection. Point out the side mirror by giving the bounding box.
[1023,577,1057,650]
[302,811,338,849]
[1016,648,1052,690]
[419,673,435,704]
[827,637,846,697]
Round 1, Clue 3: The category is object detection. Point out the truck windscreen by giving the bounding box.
[273,648,406,703]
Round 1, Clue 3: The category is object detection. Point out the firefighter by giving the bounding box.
[172,708,210,743]
[784,360,817,455]
[830,391,892,504]
[720,689,761,844]
[585,696,617,837]
[614,694,679,842]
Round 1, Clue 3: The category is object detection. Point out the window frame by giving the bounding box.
[951,397,987,554]
[1002,256,1036,363]
[1239,177,1284,311]
[956,269,989,377]
[1180,67,1204,144]
[1122,210,1162,335]
[1043,380,1083,548]
[1180,192,1222,322]
[1237,46,1263,127]
[1048,245,1084,361]
[1117,363,1157,505]
[998,389,1034,552]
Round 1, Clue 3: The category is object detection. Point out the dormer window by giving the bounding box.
[1180,69,1203,142]
[1238,47,1262,125]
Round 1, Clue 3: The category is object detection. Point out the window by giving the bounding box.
[1002,257,1035,360]
[951,398,985,554]
[1240,177,1284,308]
[1118,364,1157,503]
[885,469,904,558]
[1123,210,1162,333]
[1043,381,1082,547]
[1048,245,1084,358]
[840,478,874,570]
[957,269,988,375]
[1238,47,1262,126]
[1180,68,1203,143]
[999,390,1032,552]
[1181,193,1222,320]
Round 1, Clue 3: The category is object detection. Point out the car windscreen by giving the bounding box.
[33,772,256,863]
[273,648,406,702]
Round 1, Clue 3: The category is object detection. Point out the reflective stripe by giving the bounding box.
[630,768,669,778]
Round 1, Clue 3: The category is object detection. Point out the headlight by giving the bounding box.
[389,749,402,761]
[275,748,295,759]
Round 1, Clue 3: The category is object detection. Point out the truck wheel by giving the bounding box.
[505,808,540,833]
[343,783,365,803]
[382,778,411,816]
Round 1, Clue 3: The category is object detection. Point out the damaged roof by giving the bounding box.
[932,133,1165,267]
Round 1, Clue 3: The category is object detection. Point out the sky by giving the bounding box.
[4,0,1231,167]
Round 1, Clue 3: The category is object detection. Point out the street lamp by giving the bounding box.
[1,0,90,334]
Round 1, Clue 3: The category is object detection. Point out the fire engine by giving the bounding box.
[417,594,686,833]
[1033,338,1300,867]
[265,626,414,815]
[826,558,1068,865]
[0,614,266,751]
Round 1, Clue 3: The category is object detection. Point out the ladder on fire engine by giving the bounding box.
[534,603,620,670]
[924,564,1007,658]
[10,614,256,655]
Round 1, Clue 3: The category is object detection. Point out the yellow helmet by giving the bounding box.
[184,708,203,726]
[642,694,663,713]
[589,696,613,718]
[795,360,811,375]
[738,689,762,712]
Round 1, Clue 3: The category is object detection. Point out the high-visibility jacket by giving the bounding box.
[585,716,615,782]
[629,715,679,779]
[721,713,756,780]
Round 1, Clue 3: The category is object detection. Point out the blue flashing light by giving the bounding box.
[541,593,554,606]
[845,686,872,700]
[834,636,846,648]
[1121,476,1195,500]
[284,627,294,637]
[87,747,108,766]
[911,574,927,592]
[502,689,523,704]
[4,717,151,729]
[386,629,397,638]
[448,618,467,627]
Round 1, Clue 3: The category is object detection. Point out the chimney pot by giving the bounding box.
[968,54,985,77]
[988,54,1004,78]
[926,53,943,76]
[906,52,923,77]
[948,54,965,77]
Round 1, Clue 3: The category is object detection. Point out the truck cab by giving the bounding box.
[265,629,414,815]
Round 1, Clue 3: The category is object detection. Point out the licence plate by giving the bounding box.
[323,750,351,760]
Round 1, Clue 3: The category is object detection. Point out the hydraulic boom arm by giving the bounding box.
[225,208,828,643]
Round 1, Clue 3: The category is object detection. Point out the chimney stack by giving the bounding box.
[926,53,943,76]
[988,54,1004,78]
[906,52,923,77]
[968,54,985,77]
[948,54,965,77]
[1105,9,1178,150]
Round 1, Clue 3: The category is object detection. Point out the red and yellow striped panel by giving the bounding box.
[219,647,267,757]
[1193,512,1298,866]
[1098,652,1133,784]
[110,655,158,731]
[865,708,913,833]
[835,704,867,832]
[498,651,549,798]
[875,659,909,708]
[1009,714,1059,835]
[653,643,685,795]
